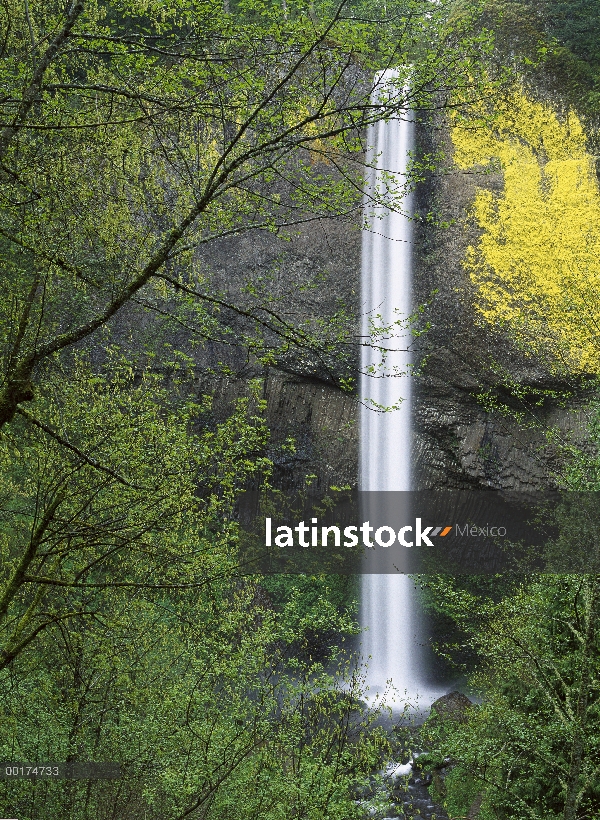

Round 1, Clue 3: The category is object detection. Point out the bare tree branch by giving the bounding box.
[0,0,85,161]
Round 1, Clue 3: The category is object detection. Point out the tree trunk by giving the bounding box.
[0,362,35,430]
[563,578,599,820]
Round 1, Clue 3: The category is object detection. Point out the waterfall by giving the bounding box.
[359,72,428,709]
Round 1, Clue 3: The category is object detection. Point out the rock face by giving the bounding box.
[194,210,361,493]
[411,119,591,492]
[192,120,590,494]
[207,369,358,493]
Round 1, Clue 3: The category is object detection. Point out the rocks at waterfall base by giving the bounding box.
[357,693,480,820]
[356,761,451,820]
[356,768,448,820]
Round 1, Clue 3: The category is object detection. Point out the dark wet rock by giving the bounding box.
[467,793,484,819]
[386,764,451,820]
[380,806,403,818]
[429,691,473,723]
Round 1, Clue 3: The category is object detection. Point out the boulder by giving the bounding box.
[430,691,473,723]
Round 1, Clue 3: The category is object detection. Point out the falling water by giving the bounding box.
[359,72,438,710]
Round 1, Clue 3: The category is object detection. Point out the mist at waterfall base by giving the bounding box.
[359,73,456,713]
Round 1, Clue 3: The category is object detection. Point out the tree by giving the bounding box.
[0,352,393,819]
[0,0,494,428]
[0,0,501,634]
[421,572,600,820]
[0,1,500,815]
[1,489,390,819]
[0,0,499,648]
[418,64,600,820]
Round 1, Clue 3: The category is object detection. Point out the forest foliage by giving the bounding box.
[451,90,600,374]
[0,0,499,817]
[2,0,599,817]
[419,5,600,819]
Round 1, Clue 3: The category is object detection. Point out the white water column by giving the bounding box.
[359,71,423,706]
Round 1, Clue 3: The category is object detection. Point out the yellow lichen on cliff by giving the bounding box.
[451,91,600,373]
